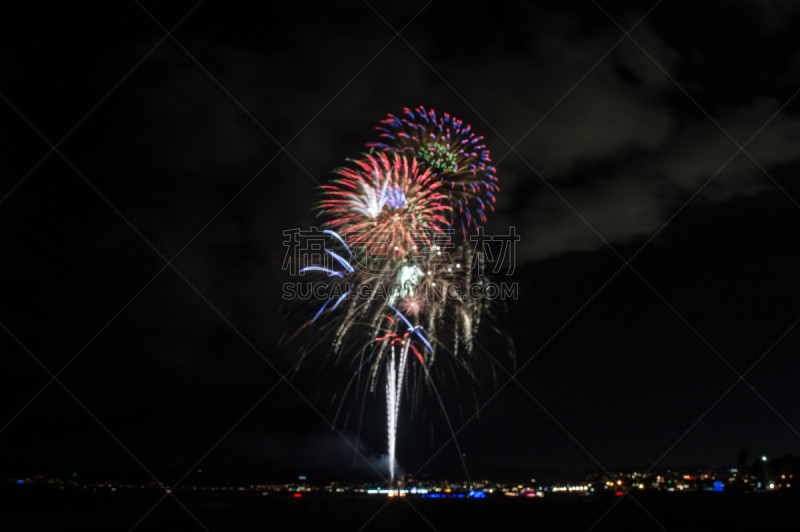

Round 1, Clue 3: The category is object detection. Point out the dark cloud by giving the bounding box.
[509,95,800,261]
[475,16,800,261]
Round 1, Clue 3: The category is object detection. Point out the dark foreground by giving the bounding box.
[4,488,799,531]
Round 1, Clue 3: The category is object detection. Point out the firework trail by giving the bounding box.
[296,108,503,485]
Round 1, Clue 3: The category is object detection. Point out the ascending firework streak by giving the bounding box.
[378,322,412,485]
[298,108,500,485]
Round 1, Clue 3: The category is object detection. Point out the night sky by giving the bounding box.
[2,1,800,484]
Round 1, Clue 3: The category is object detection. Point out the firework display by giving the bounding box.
[367,105,499,235]
[298,108,501,484]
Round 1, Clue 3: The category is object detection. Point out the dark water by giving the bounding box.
[3,489,797,531]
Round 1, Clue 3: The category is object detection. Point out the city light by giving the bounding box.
[10,462,798,500]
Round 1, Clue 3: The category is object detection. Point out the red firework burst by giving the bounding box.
[317,151,452,261]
